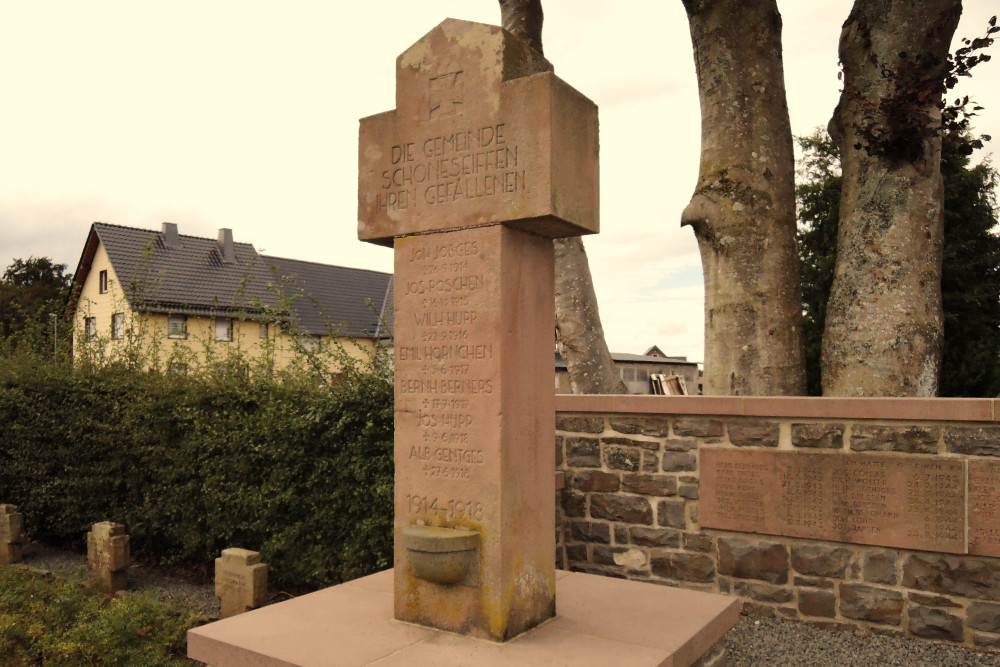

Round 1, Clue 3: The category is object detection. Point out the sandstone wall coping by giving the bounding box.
[555,395,997,422]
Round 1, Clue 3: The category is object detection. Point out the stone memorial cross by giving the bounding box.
[358,18,598,641]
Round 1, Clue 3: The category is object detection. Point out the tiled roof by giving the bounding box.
[554,352,696,370]
[261,256,393,337]
[75,222,392,338]
[87,222,275,315]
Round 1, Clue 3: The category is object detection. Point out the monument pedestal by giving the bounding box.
[188,569,740,667]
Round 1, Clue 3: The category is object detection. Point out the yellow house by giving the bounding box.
[71,222,393,373]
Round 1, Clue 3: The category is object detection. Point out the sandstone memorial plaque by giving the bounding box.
[969,460,1000,557]
[701,449,966,554]
[359,19,597,641]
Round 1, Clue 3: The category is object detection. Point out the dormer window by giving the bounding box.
[215,317,233,342]
[99,270,108,294]
[168,314,188,339]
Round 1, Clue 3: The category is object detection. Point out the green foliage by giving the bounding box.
[795,131,843,397]
[0,335,394,588]
[796,128,1000,396]
[0,256,73,356]
[0,567,198,665]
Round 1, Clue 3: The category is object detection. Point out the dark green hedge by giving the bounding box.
[0,356,393,588]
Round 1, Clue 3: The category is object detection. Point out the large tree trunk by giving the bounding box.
[822,0,960,397]
[681,0,806,396]
[500,0,626,394]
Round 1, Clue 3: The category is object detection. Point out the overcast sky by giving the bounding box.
[2,1,997,363]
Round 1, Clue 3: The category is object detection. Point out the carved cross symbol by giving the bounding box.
[428,71,463,120]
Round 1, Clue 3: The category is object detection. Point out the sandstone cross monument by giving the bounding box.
[357,17,598,641]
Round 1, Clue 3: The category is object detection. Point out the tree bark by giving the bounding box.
[823,0,960,397]
[500,0,627,394]
[681,0,806,396]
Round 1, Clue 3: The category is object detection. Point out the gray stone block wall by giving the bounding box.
[555,411,1000,650]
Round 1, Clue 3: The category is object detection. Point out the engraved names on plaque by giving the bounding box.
[395,232,494,528]
[700,449,966,554]
[969,460,1000,557]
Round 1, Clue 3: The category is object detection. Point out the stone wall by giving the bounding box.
[555,395,1000,650]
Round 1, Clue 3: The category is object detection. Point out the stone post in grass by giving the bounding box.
[87,521,130,594]
[0,504,24,565]
[215,548,268,618]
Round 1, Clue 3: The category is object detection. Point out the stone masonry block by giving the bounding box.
[798,590,836,618]
[561,490,586,518]
[608,416,670,437]
[658,499,686,529]
[790,544,853,578]
[555,415,604,434]
[944,426,1000,457]
[718,537,789,584]
[603,446,641,471]
[903,554,1000,601]
[791,423,844,449]
[661,451,697,472]
[907,606,964,642]
[969,601,1000,633]
[663,438,698,452]
[568,521,611,544]
[732,581,794,604]
[673,419,723,438]
[571,470,620,492]
[628,526,681,548]
[565,437,601,468]
[622,473,677,497]
[216,548,268,618]
[726,420,780,447]
[851,425,939,454]
[650,551,716,583]
[863,550,898,585]
[589,494,652,525]
[601,436,660,452]
[839,584,903,625]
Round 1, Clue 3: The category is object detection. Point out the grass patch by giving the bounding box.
[0,566,199,665]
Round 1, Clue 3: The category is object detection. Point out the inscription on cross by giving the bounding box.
[358,18,598,246]
[358,18,599,642]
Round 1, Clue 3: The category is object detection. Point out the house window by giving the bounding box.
[168,362,188,375]
[99,270,108,294]
[168,314,187,339]
[111,313,125,339]
[85,317,97,340]
[215,317,233,342]
[259,322,269,338]
[297,335,319,352]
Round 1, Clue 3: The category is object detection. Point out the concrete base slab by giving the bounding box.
[188,569,740,667]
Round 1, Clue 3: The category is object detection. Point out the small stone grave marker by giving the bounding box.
[87,521,130,594]
[215,548,268,618]
[0,504,24,565]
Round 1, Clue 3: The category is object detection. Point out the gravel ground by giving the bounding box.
[16,541,1000,664]
[19,540,221,619]
[725,616,1000,666]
